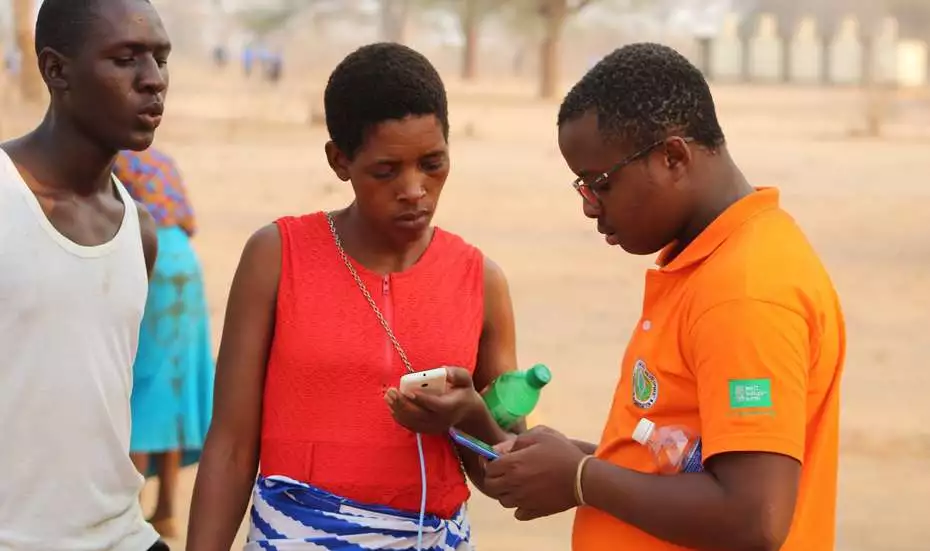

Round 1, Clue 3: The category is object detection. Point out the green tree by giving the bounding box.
[236,5,301,39]
[423,0,514,80]
[424,0,600,92]
[235,0,348,39]
[381,0,413,43]
[535,0,598,99]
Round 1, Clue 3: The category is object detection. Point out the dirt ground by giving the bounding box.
[3,62,929,550]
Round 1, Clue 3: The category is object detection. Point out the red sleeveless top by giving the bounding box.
[260,212,485,518]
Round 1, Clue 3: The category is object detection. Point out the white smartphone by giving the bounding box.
[399,367,448,395]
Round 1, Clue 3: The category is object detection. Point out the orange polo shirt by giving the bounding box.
[572,188,845,551]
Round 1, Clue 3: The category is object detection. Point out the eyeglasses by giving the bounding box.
[570,137,695,206]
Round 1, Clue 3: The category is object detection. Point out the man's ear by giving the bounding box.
[662,136,692,181]
[38,47,69,92]
[324,141,351,182]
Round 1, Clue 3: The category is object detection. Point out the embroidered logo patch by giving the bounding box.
[728,378,773,409]
[632,359,658,409]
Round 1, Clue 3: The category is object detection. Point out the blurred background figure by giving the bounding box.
[113,147,215,540]
[242,42,255,77]
[212,44,227,68]
[264,48,283,83]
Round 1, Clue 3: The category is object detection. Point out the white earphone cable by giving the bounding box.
[416,433,427,550]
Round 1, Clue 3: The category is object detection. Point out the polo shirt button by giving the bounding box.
[642,320,652,331]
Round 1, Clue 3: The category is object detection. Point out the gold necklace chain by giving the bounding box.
[326,212,414,374]
[326,211,468,476]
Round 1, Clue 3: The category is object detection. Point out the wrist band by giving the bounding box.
[574,455,594,507]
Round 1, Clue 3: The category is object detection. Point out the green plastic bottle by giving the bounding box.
[482,363,552,430]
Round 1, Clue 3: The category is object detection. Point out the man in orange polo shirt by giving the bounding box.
[484,43,845,551]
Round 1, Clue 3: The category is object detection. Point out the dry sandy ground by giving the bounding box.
[3,63,930,550]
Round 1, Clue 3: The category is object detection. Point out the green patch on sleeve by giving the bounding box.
[728,378,773,409]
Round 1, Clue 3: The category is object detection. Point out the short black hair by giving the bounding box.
[34,0,151,56]
[324,42,449,159]
[558,43,725,150]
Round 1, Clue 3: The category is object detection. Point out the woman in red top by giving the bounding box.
[187,43,518,550]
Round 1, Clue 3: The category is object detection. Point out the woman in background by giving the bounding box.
[113,147,215,539]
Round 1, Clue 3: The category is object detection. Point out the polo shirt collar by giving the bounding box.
[657,187,780,272]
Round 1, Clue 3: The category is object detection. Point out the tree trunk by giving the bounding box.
[859,36,885,137]
[0,42,6,137]
[696,37,712,79]
[860,36,874,87]
[780,36,791,83]
[461,0,479,81]
[380,0,411,44]
[539,0,567,99]
[12,0,43,103]
[819,35,831,86]
[512,41,528,76]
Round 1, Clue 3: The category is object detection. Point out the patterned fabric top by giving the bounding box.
[112,148,196,236]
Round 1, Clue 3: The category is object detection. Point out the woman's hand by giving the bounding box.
[384,366,482,434]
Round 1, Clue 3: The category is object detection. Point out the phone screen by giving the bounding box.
[449,429,499,460]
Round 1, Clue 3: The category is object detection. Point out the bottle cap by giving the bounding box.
[631,418,656,445]
[526,364,552,388]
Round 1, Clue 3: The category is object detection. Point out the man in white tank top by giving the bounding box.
[0,1,171,549]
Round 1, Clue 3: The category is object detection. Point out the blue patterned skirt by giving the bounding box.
[130,225,214,470]
[247,476,472,550]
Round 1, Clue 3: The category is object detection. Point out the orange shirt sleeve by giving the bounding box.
[687,298,810,463]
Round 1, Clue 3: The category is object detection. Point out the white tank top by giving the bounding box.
[0,149,159,551]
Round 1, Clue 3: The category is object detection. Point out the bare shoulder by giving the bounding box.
[136,202,158,278]
[136,201,156,238]
[233,223,282,300]
[242,223,282,268]
[483,255,511,297]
